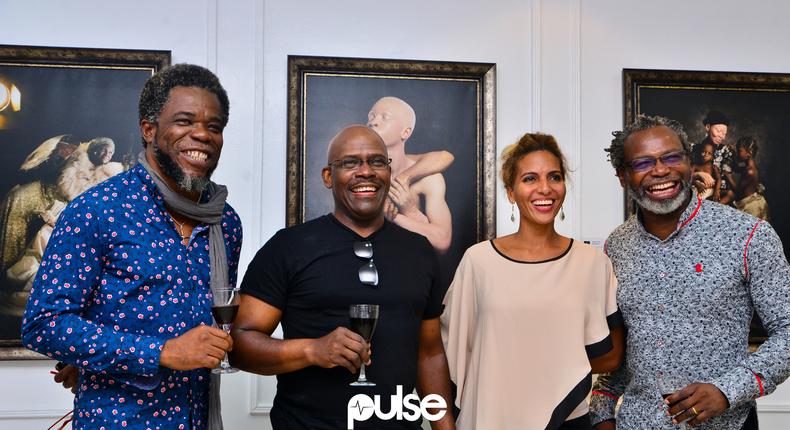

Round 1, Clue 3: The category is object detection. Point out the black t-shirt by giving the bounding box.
[240,215,445,430]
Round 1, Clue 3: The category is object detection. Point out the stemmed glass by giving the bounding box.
[349,304,379,386]
[657,371,690,428]
[211,286,240,374]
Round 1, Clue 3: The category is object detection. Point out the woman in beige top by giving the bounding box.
[441,133,625,430]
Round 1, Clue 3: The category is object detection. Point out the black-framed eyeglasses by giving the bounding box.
[626,151,687,173]
[354,241,378,286]
[328,156,392,171]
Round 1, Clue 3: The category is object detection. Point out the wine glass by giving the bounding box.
[349,304,379,386]
[211,286,240,374]
[657,371,690,428]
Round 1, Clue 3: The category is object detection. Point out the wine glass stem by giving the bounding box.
[358,364,368,382]
[220,323,232,368]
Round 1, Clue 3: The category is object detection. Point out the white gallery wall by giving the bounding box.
[1,0,788,428]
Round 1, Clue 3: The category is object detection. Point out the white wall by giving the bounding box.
[1,0,789,428]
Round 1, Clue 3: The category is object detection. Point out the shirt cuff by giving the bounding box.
[113,369,165,390]
[118,335,167,377]
[589,391,619,425]
[710,367,761,409]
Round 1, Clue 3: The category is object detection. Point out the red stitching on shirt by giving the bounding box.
[677,195,702,230]
[751,370,765,397]
[592,390,619,400]
[743,221,762,279]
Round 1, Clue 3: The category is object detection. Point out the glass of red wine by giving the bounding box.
[657,371,691,428]
[211,286,240,374]
[349,304,379,386]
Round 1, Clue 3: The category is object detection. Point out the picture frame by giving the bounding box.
[623,68,790,344]
[287,55,496,287]
[0,45,171,359]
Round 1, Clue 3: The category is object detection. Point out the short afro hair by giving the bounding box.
[138,63,229,146]
[605,115,692,171]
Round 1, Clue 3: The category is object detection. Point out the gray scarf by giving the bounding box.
[138,152,226,430]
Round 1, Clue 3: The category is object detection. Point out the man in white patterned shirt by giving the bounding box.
[590,115,790,430]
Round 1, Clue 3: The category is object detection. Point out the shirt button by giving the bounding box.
[656,339,665,347]
[658,304,665,312]
[659,272,666,278]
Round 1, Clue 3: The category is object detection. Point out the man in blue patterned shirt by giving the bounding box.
[590,115,790,429]
[22,64,242,430]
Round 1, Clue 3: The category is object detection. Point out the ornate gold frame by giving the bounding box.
[286,55,496,242]
[0,45,170,360]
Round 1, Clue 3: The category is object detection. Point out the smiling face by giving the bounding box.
[141,86,224,197]
[506,150,566,226]
[88,140,115,166]
[322,125,391,228]
[619,125,692,215]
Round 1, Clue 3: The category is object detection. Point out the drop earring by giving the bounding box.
[559,206,566,221]
[511,204,516,223]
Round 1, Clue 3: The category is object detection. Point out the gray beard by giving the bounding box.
[628,179,692,215]
[152,138,212,194]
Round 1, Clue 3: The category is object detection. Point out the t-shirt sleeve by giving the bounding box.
[584,253,620,359]
[239,230,291,310]
[422,239,446,319]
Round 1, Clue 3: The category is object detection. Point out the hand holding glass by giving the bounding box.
[211,287,240,374]
[349,304,379,386]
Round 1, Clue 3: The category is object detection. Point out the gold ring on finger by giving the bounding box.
[691,406,699,415]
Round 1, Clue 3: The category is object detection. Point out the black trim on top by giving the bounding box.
[489,239,574,264]
[585,334,613,359]
[545,371,593,430]
[606,310,624,329]
[557,413,592,430]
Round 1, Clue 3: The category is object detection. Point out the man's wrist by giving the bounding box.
[303,338,318,366]
[158,339,174,369]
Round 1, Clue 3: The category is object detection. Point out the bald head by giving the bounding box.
[322,124,391,230]
[367,96,416,147]
[327,124,386,163]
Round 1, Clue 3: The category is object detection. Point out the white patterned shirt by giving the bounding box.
[590,193,790,429]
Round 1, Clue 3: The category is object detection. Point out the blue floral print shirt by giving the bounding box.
[22,164,242,430]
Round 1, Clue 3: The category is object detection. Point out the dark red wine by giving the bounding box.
[350,317,378,341]
[212,304,239,325]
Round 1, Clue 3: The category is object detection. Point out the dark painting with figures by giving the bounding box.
[288,56,496,294]
[0,46,169,358]
[624,68,790,343]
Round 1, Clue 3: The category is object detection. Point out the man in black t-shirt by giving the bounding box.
[231,125,455,430]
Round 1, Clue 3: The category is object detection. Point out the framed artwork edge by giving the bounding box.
[0,44,171,70]
[0,44,171,360]
[286,54,497,241]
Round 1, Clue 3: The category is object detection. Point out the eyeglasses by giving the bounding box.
[626,151,687,173]
[328,156,392,171]
[354,241,378,286]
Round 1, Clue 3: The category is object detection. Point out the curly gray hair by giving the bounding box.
[605,115,692,170]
